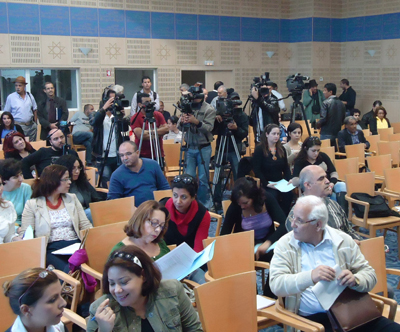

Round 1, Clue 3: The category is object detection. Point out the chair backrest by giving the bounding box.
[85,167,97,188]
[194,271,258,332]
[83,221,127,274]
[377,141,400,166]
[163,143,180,170]
[366,134,380,153]
[362,129,371,137]
[334,157,359,182]
[222,200,231,217]
[345,143,365,163]
[77,150,86,164]
[29,140,46,150]
[388,133,400,142]
[378,127,394,141]
[384,167,400,193]
[153,189,172,202]
[359,237,388,296]
[0,237,46,277]
[320,146,335,161]
[366,154,392,177]
[391,122,400,134]
[345,172,375,196]
[90,196,136,227]
[163,139,175,144]
[203,231,255,279]
[0,274,18,331]
[320,139,331,148]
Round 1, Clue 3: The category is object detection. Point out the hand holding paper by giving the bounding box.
[268,179,296,193]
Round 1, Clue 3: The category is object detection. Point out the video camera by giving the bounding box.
[251,72,271,95]
[103,93,125,119]
[216,88,242,123]
[286,73,310,95]
[56,121,75,155]
[143,100,156,119]
[179,85,205,114]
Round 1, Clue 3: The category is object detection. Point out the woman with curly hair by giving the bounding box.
[3,131,36,161]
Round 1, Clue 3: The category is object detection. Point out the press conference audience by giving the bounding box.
[0,112,24,143]
[337,116,370,153]
[361,100,382,134]
[17,164,92,271]
[163,115,182,143]
[283,122,303,173]
[110,200,170,260]
[0,159,32,226]
[375,106,391,133]
[3,131,36,161]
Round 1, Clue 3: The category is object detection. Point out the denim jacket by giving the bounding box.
[87,279,203,332]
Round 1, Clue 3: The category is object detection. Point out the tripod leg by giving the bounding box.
[298,101,312,136]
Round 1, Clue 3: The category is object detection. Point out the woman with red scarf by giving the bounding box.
[164,174,210,253]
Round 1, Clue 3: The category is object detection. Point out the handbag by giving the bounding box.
[327,288,381,331]
[350,193,392,218]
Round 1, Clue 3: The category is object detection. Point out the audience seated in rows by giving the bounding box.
[283,122,303,174]
[375,106,392,134]
[337,116,370,153]
[361,100,382,134]
[0,112,24,143]
[3,131,36,161]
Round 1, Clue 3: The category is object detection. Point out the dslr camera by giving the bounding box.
[179,85,205,114]
[286,73,310,95]
[251,72,271,95]
[216,88,242,124]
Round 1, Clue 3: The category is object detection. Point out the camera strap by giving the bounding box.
[130,112,142,126]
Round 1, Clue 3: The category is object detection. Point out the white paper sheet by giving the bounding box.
[256,295,275,310]
[155,241,216,280]
[52,242,81,255]
[311,264,346,310]
[268,179,296,193]
[23,225,34,240]
[254,241,277,254]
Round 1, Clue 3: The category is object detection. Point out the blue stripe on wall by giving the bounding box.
[3,2,400,43]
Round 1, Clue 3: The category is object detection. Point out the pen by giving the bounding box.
[90,304,109,321]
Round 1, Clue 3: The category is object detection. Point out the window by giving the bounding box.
[0,69,79,111]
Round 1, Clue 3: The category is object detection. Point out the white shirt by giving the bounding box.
[271,90,286,111]
[103,114,117,157]
[296,227,336,316]
[11,316,65,332]
[0,201,17,244]
[4,92,37,123]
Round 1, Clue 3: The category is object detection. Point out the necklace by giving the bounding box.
[46,196,62,210]
[270,148,277,161]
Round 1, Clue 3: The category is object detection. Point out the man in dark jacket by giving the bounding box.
[337,116,370,153]
[318,83,346,147]
[361,100,382,135]
[339,78,356,115]
[37,82,69,141]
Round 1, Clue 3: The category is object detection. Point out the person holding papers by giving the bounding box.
[87,245,203,332]
[270,195,400,332]
[110,200,170,260]
[16,165,92,271]
[252,124,293,215]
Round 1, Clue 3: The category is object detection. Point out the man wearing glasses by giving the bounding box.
[107,141,170,206]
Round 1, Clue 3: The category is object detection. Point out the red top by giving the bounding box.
[165,198,211,252]
[130,111,166,158]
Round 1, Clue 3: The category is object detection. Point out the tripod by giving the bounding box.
[138,116,164,168]
[212,126,241,199]
[288,93,312,136]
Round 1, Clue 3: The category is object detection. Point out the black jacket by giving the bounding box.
[319,96,346,136]
[37,96,69,140]
[361,111,391,135]
[0,124,24,143]
[337,129,370,153]
[339,86,356,111]
[249,93,279,142]
[206,90,218,104]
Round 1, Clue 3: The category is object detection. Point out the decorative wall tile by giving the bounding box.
[127,39,151,65]
[41,35,71,65]
[10,34,41,64]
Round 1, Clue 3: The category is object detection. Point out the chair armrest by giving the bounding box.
[62,309,87,330]
[209,212,223,237]
[255,261,270,270]
[80,263,102,281]
[95,188,109,194]
[53,270,80,288]
[383,189,400,196]
[386,268,400,277]
[335,152,347,157]
[375,175,385,181]
[375,191,400,200]
[370,296,385,315]
[181,279,199,289]
[204,271,214,283]
[345,195,370,224]
[370,293,397,320]
[85,166,98,171]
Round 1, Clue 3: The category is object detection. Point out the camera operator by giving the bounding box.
[250,84,279,144]
[213,91,248,211]
[130,93,169,160]
[210,85,228,110]
[91,88,129,188]
[178,87,216,208]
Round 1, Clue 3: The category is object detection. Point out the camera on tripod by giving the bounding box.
[143,100,156,119]
[103,93,125,119]
[179,85,205,114]
[286,73,310,95]
[57,121,75,155]
[216,88,242,124]
[251,72,271,95]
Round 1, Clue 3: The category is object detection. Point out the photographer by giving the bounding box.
[130,93,169,160]
[250,84,279,144]
[178,87,216,208]
[91,88,129,188]
[21,128,78,179]
[213,91,248,211]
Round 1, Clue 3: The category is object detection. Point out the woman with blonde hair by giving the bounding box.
[3,266,67,331]
[110,200,170,260]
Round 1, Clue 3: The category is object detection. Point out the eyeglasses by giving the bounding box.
[4,130,18,139]
[60,177,71,182]
[19,265,55,306]
[292,217,316,226]
[147,219,166,231]
[72,167,82,172]
[173,175,195,185]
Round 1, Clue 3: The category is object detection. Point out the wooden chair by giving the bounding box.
[366,154,392,184]
[77,150,86,165]
[85,167,108,195]
[222,199,231,216]
[67,133,86,153]
[345,143,366,168]
[320,146,335,161]
[0,237,46,277]
[320,139,331,148]
[345,172,400,257]
[36,124,41,141]
[378,141,400,167]
[334,157,359,182]
[388,133,400,142]
[362,129,371,137]
[391,122,400,134]
[152,189,223,236]
[22,178,35,187]
[29,140,46,150]
[90,196,136,227]
[163,143,181,181]
[359,237,400,322]
[367,134,380,155]
[80,222,127,286]
[163,139,176,144]
[382,167,400,208]
[378,127,394,141]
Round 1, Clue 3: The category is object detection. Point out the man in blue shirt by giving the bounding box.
[107,141,170,206]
